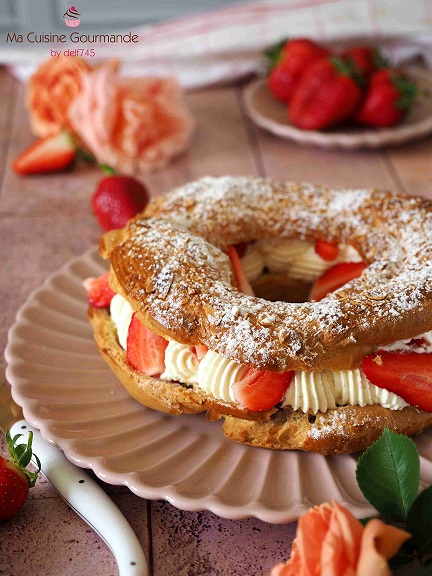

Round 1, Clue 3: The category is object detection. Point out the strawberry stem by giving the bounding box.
[331,56,366,87]
[264,38,288,71]
[99,164,116,175]
[392,76,419,109]
[372,49,389,70]
[5,429,41,487]
[78,149,116,175]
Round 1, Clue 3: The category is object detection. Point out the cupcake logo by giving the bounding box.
[63,6,81,27]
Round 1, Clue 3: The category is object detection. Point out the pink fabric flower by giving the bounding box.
[68,64,194,174]
[271,502,410,576]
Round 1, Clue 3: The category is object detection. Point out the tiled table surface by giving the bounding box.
[1,66,431,576]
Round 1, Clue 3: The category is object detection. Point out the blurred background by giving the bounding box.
[1,0,431,87]
[0,0,252,31]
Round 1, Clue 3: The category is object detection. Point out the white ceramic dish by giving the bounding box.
[5,248,432,523]
[243,68,432,149]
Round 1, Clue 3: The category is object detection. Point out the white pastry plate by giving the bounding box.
[5,248,432,523]
[243,67,432,149]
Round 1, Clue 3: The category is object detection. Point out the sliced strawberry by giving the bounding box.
[126,313,168,376]
[309,261,367,301]
[228,246,254,296]
[315,239,339,262]
[85,272,116,308]
[13,130,75,175]
[233,368,294,412]
[193,345,208,360]
[234,242,249,259]
[362,352,432,412]
[409,338,428,348]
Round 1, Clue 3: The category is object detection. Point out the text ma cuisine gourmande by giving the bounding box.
[4,32,139,44]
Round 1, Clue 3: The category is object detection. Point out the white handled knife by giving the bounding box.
[1,381,148,576]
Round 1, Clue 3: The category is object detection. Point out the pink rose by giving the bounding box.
[68,64,194,174]
[27,56,91,137]
[271,501,410,576]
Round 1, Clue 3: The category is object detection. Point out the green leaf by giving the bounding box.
[372,49,389,70]
[77,149,116,175]
[98,164,116,175]
[264,38,288,71]
[393,77,419,110]
[407,485,432,559]
[4,430,40,487]
[330,56,366,87]
[359,517,371,526]
[78,148,96,163]
[15,444,32,468]
[356,428,420,521]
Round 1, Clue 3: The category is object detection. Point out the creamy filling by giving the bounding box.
[110,293,134,350]
[240,244,265,281]
[197,350,248,403]
[281,369,408,413]
[161,341,199,385]
[110,294,431,413]
[288,245,331,282]
[260,238,309,274]
[241,238,363,282]
[381,333,432,354]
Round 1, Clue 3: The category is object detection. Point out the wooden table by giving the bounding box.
[1,66,431,576]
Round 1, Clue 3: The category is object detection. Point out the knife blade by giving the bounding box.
[0,380,148,576]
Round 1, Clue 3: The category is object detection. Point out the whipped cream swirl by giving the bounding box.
[197,350,248,403]
[282,369,408,413]
[110,294,134,350]
[260,238,308,274]
[241,244,265,281]
[243,238,363,282]
[161,342,199,385]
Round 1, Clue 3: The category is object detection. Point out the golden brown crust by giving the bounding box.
[100,177,432,372]
[223,406,432,455]
[91,176,432,453]
[88,306,274,421]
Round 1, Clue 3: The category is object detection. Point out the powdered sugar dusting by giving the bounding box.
[110,177,432,372]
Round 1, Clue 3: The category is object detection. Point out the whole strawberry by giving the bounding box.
[289,56,363,130]
[354,69,418,127]
[91,175,149,231]
[0,430,40,521]
[266,38,329,103]
[342,46,386,78]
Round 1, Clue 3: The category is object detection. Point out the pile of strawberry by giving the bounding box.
[266,39,419,130]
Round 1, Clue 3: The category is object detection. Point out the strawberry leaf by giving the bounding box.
[392,77,419,109]
[372,49,389,70]
[78,148,116,175]
[264,38,287,70]
[406,485,432,561]
[356,428,420,521]
[331,56,366,86]
[5,429,41,487]
[15,443,32,468]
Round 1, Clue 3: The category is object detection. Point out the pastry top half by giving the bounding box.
[100,176,432,373]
